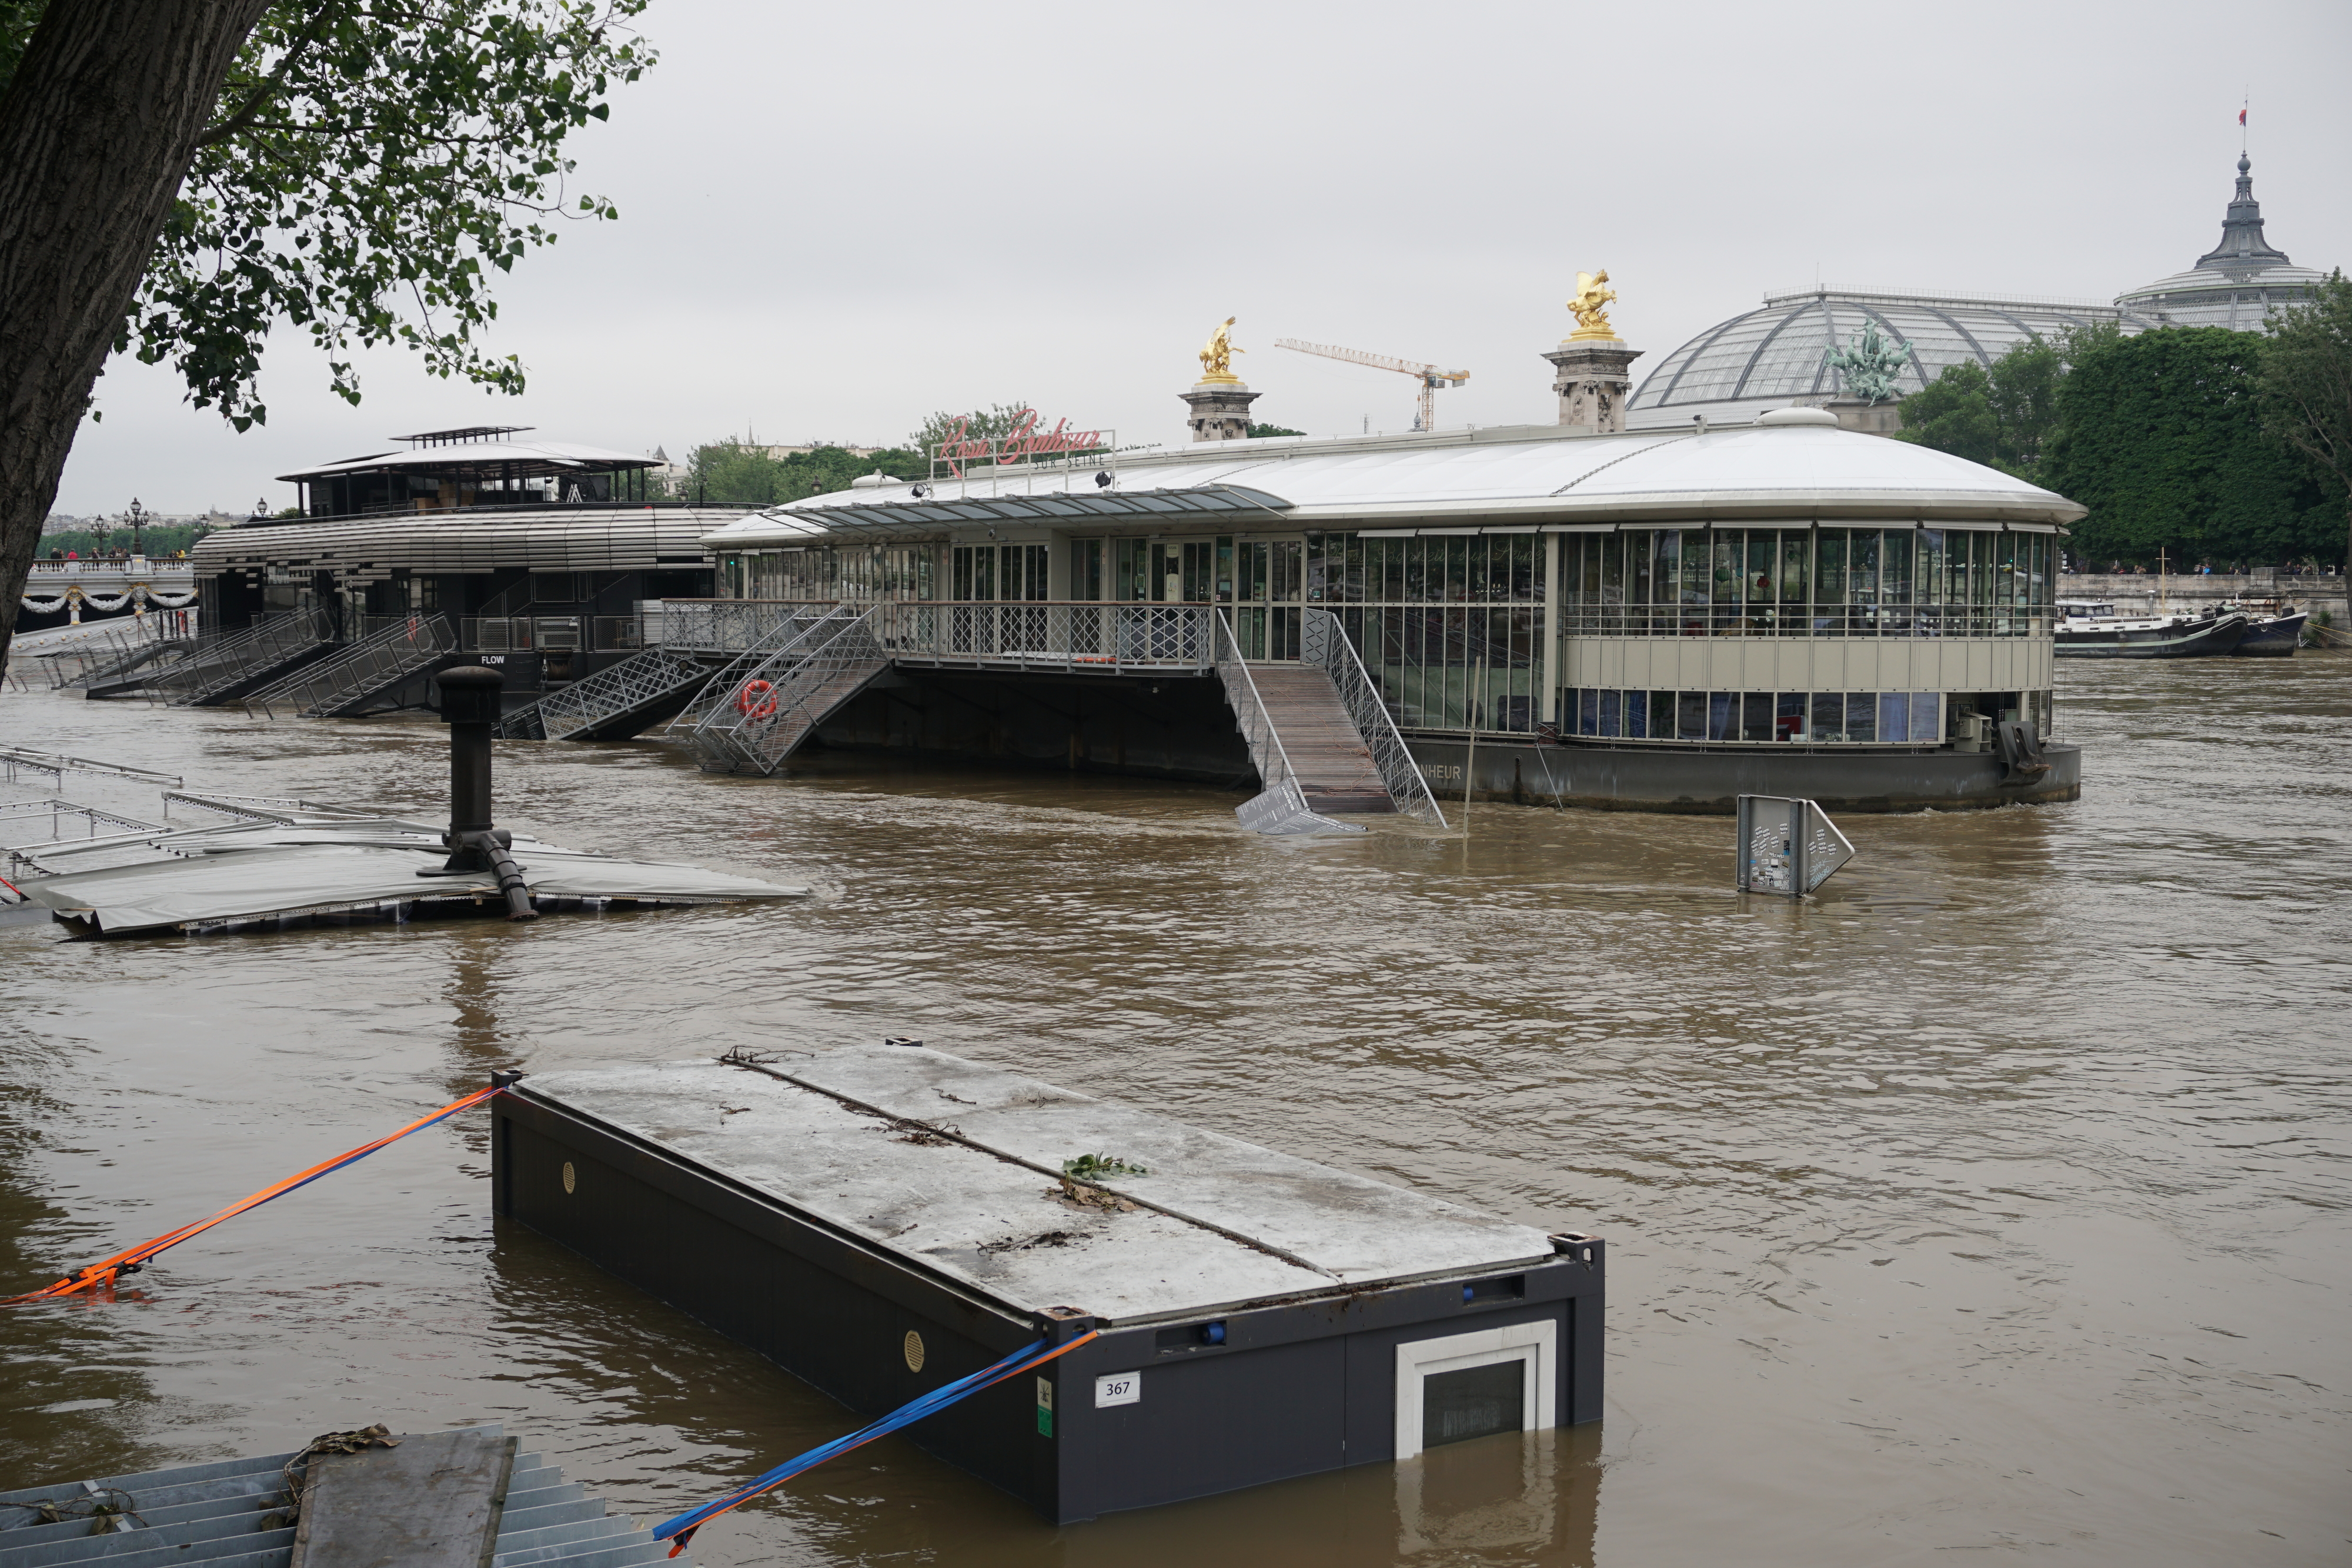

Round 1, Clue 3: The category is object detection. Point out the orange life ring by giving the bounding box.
[736,678,778,720]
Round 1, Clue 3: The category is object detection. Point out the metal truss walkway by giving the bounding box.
[242,614,459,717]
[493,644,716,740]
[153,609,338,707]
[679,605,891,775]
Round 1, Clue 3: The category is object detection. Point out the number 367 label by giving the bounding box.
[1094,1371,1141,1408]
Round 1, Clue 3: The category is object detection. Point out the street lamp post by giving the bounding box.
[126,497,146,558]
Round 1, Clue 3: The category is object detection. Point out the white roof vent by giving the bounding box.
[1755,407,1840,428]
[850,470,900,489]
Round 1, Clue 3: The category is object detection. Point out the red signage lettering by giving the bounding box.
[932,409,1107,479]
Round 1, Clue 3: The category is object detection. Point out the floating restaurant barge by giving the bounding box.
[493,1047,1603,1522]
[654,396,2081,814]
[120,427,743,717]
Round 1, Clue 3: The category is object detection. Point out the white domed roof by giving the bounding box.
[704,420,2083,550]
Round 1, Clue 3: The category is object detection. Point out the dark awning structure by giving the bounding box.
[725,483,1295,544]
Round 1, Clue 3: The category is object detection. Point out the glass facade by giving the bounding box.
[1559,526,2052,637]
[720,523,2052,744]
[1565,687,1946,743]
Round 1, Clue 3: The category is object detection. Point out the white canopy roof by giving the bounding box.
[704,420,2083,548]
[277,438,659,483]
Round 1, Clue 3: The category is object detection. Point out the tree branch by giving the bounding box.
[196,2,342,151]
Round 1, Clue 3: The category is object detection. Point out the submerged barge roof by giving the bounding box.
[522,1047,1563,1323]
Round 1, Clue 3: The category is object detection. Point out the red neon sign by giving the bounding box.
[932,409,1108,479]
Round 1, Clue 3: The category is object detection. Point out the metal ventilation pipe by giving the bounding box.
[419,664,537,920]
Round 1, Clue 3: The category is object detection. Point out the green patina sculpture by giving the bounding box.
[1825,320,1913,404]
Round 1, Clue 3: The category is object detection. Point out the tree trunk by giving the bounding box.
[0,0,269,674]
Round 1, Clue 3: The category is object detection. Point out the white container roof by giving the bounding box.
[521,1047,1565,1324]
[702,420,2083,549]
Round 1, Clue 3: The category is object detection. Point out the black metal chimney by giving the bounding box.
[420,665,538,920]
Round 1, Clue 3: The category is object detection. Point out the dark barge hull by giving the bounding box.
[2055,615,2247,658]
[490,1069,1603,1525]
[2230,614,2306,656]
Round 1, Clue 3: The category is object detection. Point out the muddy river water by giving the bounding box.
[2,657,2347,1566]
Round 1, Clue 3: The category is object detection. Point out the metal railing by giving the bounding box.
[158,607,336,706]
[878,601,1213,670]
[55,617,186,689]
[659,601,1219,671]
[665,605,847,735]
[683,607,890,775]
[495,644,711,741]
[243,614,457,717]
[1302,609,1448,827]
[660,600,837,654]
[1212,610,1359,835]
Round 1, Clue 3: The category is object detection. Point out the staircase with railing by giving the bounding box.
[241,614,459,717]
[59,618,191,693]
[1211,611,1364,835]
[157,609,338,706]
[493,644,716,741]
[680,607,891,775]
[1302,609,1448,825]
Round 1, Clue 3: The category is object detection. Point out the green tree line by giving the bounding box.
[1893,275,2351,570]
[35,522,219,559]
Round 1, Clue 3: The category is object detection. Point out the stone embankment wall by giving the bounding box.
[2059,570,2346,624]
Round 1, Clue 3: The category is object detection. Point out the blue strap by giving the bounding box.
[654,1335,1067,1544]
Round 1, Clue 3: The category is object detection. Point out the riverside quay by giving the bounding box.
[635,404,2077,817]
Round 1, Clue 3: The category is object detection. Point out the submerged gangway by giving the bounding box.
[242,614,459,718]
[151,609,338,707]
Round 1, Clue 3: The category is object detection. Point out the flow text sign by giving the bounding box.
[931,409,1110,480]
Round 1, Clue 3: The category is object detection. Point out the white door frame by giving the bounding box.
[1393,1318,1557,1461]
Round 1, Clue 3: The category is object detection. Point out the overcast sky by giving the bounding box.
[50,0,2352,517]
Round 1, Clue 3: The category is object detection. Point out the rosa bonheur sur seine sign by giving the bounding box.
[931,410,1110,479]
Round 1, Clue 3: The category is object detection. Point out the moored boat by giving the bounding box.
[2220,602,2307,657]
[2054,600,2248,658]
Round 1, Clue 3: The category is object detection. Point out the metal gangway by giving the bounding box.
[493,644,715,741]
[678,605,892,775]
[151,609,338,707]
[241,614,459,718]
[1301,609,1447,825]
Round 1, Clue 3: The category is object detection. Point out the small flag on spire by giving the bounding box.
[2239,109,2247,126]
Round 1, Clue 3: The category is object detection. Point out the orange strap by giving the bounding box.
[2,1082,506,1307]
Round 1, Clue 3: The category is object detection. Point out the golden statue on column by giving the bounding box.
[1198,316,1244,383]
[1566,270,1619,340]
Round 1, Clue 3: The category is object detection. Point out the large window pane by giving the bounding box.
[1676,690,1708,740]
[1742,691,1773,741]
[1626,689,1650,738]
[1708,691,1736,740]
[1599,688,1621,737]
[1778,691,1806,741]
[1879,691,1910,741]
[1844,691,1876,741]
[1910,691,1940,741]
[1811,691,1841,739]
[1578,687,1599,736]
[1779,529,1809,636]
[1713,533,1743,634]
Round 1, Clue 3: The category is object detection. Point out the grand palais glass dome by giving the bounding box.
[1625,288,2146,426]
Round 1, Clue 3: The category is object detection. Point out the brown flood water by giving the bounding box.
[2,657,2347,1566]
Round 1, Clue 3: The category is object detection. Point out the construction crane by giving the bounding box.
[1274,339,1470,432]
